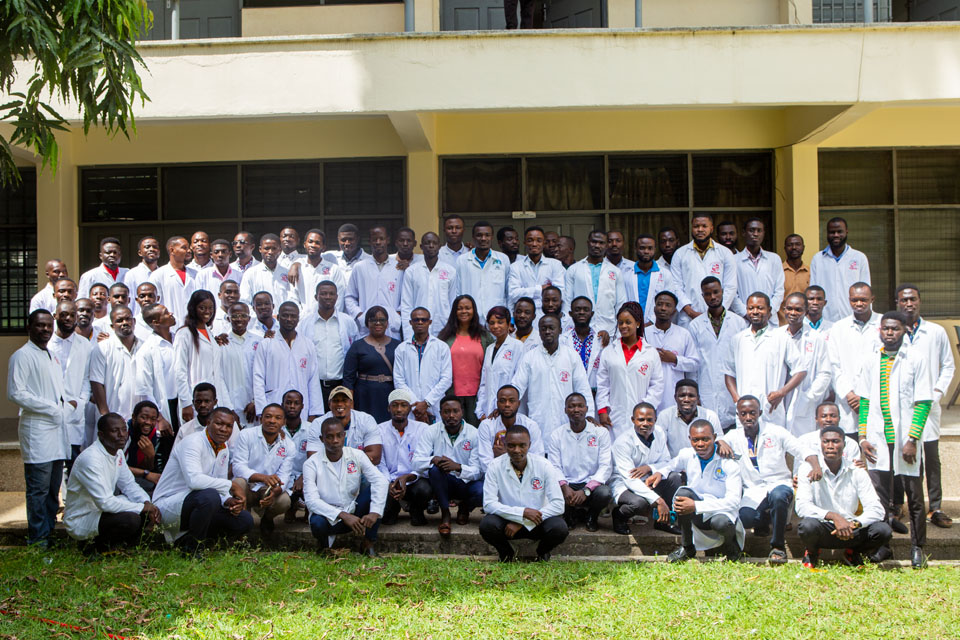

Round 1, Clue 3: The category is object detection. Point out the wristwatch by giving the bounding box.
[583,488,592,497]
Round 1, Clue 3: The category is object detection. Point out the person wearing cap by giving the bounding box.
[305,386,382,466]
[393,307,452,423]
[377,389,431,526]
[643,291,700,413]
[795,424,892,567]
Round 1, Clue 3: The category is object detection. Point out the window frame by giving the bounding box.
[0,167,38,335]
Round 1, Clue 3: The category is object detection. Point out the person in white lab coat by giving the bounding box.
[123,237,160,316]
[688,277,747,430]
[30,259,68,314]
[538,286,575,334]
[780,292,833,436]
[64,413,160,551]
[625,234,680,324]
[134,304,178,435]
[91,283,132,339]
[809,217,872,323]
[596,302,663,441]
[391,226,423,269]
[279,390,309,522]
[303,417,387,556]
[189,231,213,271]
[896,284,956,528]
[512,314,596,442]
[804,285,833,333]
[559,297,605,391]
[218,302,261,429]
[795,402,862,477]
[194,238,241,300]
[287,228,347,316]
[479,425,568,562]
[455,221,509,322]
[89,306,142,421]
[610,402,682,536]
[507,226,566,312]
[345,226,404,340]
[656,227,680,280]
[826,282,881,436]
[230,231,260,279]
[670,215,738,328]
[546,393,613,532]
[795,425,893,567]
[377,390,431,526]
[322,223,370,285]
[239,234,299,308]
[438,215,468,266]
[476,306,523,421]
[148,236,197,326]
[48,301,92,467]
[477,385,544,474]
[656,379,722,458]
[210,280,242,337]
[173,383,239,450]
[253,302,323,422]
[858,311,933,568]
[7,310,70,545]
[644,292,700,413]
[278,227,305,269]
[605,230,634,277]
[721,396,821,564]
[172,290,225,423]
[400,232,457,339]
[393,307,452,423]
[78,237,128,299]
[564,231,627,334]
[411,397,483,536]
[652,420,744,562]
[152,407,252,553]
[723,292,806,426]
[231,404,293,535]
[131,283,159,343]
[728,218,785,326]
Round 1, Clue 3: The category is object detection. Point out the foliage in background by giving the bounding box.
[0,0,151,186]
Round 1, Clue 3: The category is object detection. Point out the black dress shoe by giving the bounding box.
[911,546,926,569]
[653,521,681,536]
[409,511,427,527]
[426,499,440,515]
[867,545,892,564]
[585,514,599,532]
[535,552,552,562]
[564,514,577,531]
[381,513,398,526]
[888,516,909,535]
[667,546,695,563]
[752,524,771,537]
[611,508,631,535]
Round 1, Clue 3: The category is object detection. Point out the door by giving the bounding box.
[458,214,604,263]
[141,0,241,40]
[544,0,604,28]
[911,0,959,20]
[441,0,508,30]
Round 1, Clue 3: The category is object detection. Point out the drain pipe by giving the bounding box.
[635,0,642,27]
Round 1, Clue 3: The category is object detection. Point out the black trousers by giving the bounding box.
[563,482,612,520]
[869,444,926,547]
[797,517,892,554]
[178,488,253,553]
[616,472,683,519]
[894,440,944,512]
[479,513,569,560]
[83,511,147,553]
[503,0,536,29]
[383,477,433,519]
[675,487,739,558]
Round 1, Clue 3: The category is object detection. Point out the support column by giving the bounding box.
[776,144,820,266]
[35,132,78,279]
[407,150,439,236]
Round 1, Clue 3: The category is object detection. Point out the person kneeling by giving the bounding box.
[796,425,892,567]
[64,413,161,553]
[152,407,253,556]
[232,403,293,536]
[651,420,743,562]
[303,417,387,557]
[480,426,568,562]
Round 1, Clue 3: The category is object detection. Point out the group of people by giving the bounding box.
[7,214,953,567]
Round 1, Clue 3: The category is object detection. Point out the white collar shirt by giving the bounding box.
[173,416,239,449]
[278,251,306,269]
[6,340,68,463]
[400,260,457,338]
[377,419,429,481]
[232,426,295,493]
[824,312,881,431]
[393,336,453,416]
[239,262,299,308]
[659,447,743,524]
[411,421,481,482]
[512,344,596,443]
[438,244,467,266]
[507,255,567,312]
[219,331,262,428]
[722,422,806,509]
[306,409,382,455]
[796,431,860,475]
[670,241,738,320]
[782,324,834,435]
[302,446,388,525]
[595,339,664,441]
[321,249,370,284]
[612,425,672,503]
[688,311,748,427]
[29,283,56,314]
[564,258,627,334]
[230,257,260,279]
[729,249,786,325]
[194,265,241,299]
[795,455,884,526]
[722,324,804,425]
[477,413,543,473]
[79,264,129,299]
[809,245,871,322]
[294,257,347,315]
[656,405,722,459]
[252,333,322,420]
[148,264,198,326]
[123,262,157,316]
[134,332,176,425]
[89,335,142,421]
[455,249,509,321]
[298,311,358,381]
[546,422,612,486]
[482,453,565,530]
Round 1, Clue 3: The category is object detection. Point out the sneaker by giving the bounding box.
[842,548,863,567]
[801,549,818,568]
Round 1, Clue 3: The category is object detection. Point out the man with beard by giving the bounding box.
[173,383,238,449]
[75,298,96,341]
[626,234,679,324]
[233,403,294,534]
[377,389,431,526]
[512,298,538,347]
[564,231,626,334]
[543,230,560,260]
[716,221,738,254]
[508,226,566,314]
[780,234,809,324]
[195,238,241,302]
[230,231,259,277]
[605,230,634,278]
[671,214,738,328]
[496,226,520,263]
[190,231,213,271]
[286,228,346,314]
[810,217,871,323]
[306,387,382,465]
[278,227,305,269]
[253,302,321,422]
[656,227,680,279]
[656,379,722,458]
[49,300,93,469]
[477,385,544,474]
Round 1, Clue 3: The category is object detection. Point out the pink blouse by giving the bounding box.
[451,334,484,396]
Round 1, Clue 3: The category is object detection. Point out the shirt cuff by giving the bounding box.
[598,407,609,415]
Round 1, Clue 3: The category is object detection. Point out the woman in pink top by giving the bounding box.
[438,295,493,426]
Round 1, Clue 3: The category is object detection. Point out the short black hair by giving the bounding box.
[97,412,125,432]
[193,382,217,398]
[700,276,721,289]
[895,283,921,299]
[260,233,280,245]
[826,216,848,228]
[496,226,517,243]
[881,310,908,326]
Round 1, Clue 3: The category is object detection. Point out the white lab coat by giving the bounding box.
[229,257,260,281]
[438,244,467,266]
[302,446,388,525]
[393,336,453,417]
[805,317,834,333]
[558,327,603,390]
[134,332,176,426]
[545,423,612,486]
[595,340,664,442]
[297,311,357,381]
[723,325,804,425]
[172,416,240,450]
[6,341,68,463]
[219,331,261,429]
[857,347,933,477]
[809,245,871,323]
[656,447,745,551]
[905,318,955,442]
[148,264,197,326]
[476,336,524,420]
[611,425,672,503]
[670,241,738,325]
[63,439,149,540]
[512,344,596,443]
[729,249,786,326]
[29,284,56,314]
[825,313,881,433]
[89,335,142,421]
[49,332,92,447]
[623,263,681,325]
[278,251,306,270]
[172,327,225,412]
[152,429,232,543]
[564,258,627,334]
[231,427,294,493]
[194,265,241,300]
[656,405,722,459]
[78,264,129,299]
[377,419,429,480]
[284,424,310,482]
[123,262,157,316]
[795,455,885,526]
[482,453,565,530]
[411,421,481,482]
[252,333,322,421]
[456,249,509,321]
[476,413,544,473]
[782,325,833,436]
[239,262,299,308]
[321,249,369,285]
[305,410,382,455]
[400,260,457,338]
[722,422,806,510]
[688,312,747,428]
[644,323,700,412]
[345,256,404,340]
[508,255,566,311]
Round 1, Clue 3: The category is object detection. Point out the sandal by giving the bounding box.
[438,522,452,537]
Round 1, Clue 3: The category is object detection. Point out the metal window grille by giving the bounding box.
[0,169,38,334]
[813,0,892,22]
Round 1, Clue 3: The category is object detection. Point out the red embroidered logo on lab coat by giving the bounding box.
[849,261,858,270]
[608,272,616,280]
[388,281,396,292]
[587,436,598,447]
[321,267,331,275]
[439,270,449,281]
[346,462,358,473]
[253,343,259,351]
[559,370,570,382]
[762,437,775,449]
[639,363,649,375]
[276,446,286,457]
[300,441,307,452]
[710,262,721,275]
[281,275,289,283]
[531,478,543,490]
[805,342,814,353]
[462,440,473,451]
[299,358,307,369]
[504,350,513,361]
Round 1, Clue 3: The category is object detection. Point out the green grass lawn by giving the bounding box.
[0,547,958,639]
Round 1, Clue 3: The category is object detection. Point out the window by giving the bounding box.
[819,148,960,316]
[79,159,405,271]
[0,169,37,333]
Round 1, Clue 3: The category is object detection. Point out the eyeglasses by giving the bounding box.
[410,318,430,324]
[230,313,250,320]
[368,318,388,325]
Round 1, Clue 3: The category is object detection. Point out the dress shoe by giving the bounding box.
[801,549,818,568]
[867,545,893,564]
[409,511,427,527]
[888,516,909,535]
[653,521,681,536]
[929,510,953,528]
[535,552,552,562]
[911,546,926,569]
[260,516,275,535]
[564,514,578,531]
[381,513,399,526]
[667,546,695,563]
[611,508,631,535]
[426,499,440,515]
[585,514,599,532]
